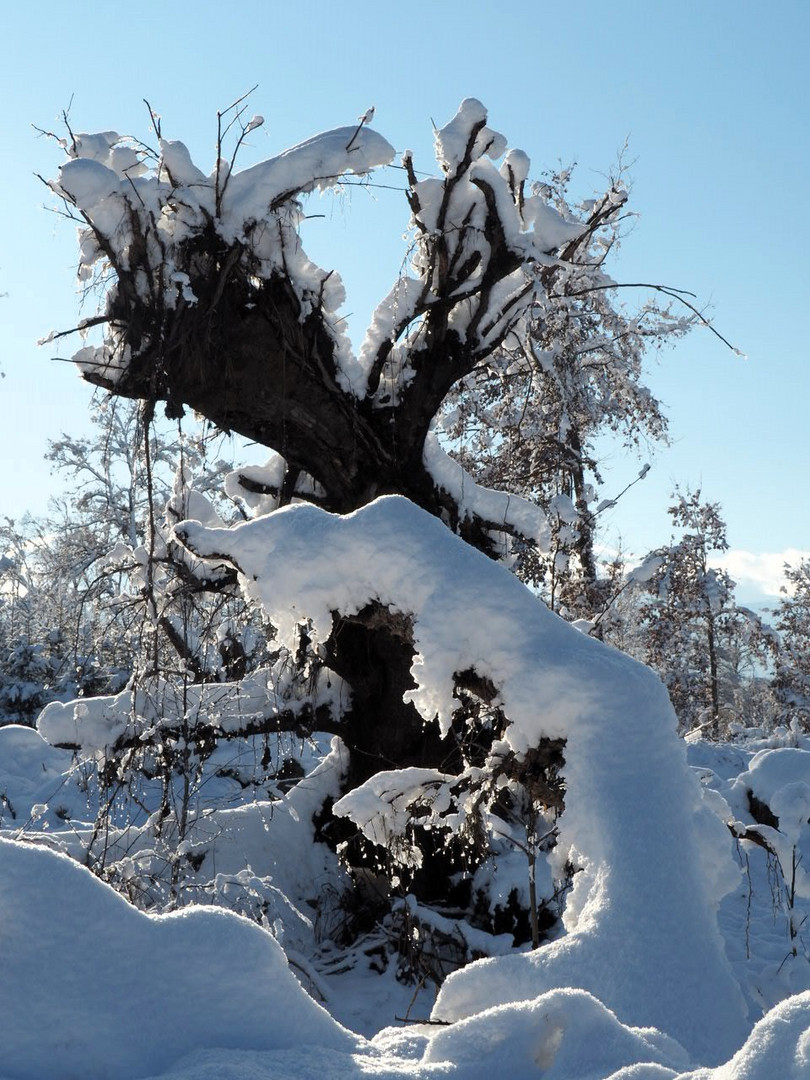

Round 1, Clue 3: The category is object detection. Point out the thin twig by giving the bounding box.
[562,282,743,355]
[143,99,161,140]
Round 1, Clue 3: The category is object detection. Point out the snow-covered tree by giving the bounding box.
[437,163,687,614]
[0,509,127,723]
[0,398,250,729]
[772,559,810,729]
[36,98,739,979]
[2,95,809,1080]
[634,489,771,736]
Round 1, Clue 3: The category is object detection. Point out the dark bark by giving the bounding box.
[79,118,548,549]
[322,604,459,789]
[91,261,513,547]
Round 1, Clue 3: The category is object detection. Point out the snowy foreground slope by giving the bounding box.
[2,498,810,1078]
[2,838,808,1080]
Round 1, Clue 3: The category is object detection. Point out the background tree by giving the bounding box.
[771,559,810,730]
[438,162,688,617]
[0,509,125,723]
[633,488,771,736]
[0,396,254,726]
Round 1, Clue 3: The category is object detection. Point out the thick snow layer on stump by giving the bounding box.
[178,495,749,1063]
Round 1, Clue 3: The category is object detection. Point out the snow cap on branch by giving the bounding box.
[435,98,507,173]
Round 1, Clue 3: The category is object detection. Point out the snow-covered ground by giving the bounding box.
[2,498,809,1078]
[1,835,809,1080]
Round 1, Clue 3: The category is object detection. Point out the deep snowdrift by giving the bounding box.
[1,837,809,1080]
[0,837,356,1080]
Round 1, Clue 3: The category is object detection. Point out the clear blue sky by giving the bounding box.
[1,0,807,599]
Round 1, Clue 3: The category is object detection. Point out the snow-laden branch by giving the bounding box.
[48,122,394,391]
[360,99,588,408]
[423,429,550,551]
[38,661,345,754]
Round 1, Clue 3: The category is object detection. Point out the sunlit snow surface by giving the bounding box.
[2,497,810,1078]
[1,824,809,1079]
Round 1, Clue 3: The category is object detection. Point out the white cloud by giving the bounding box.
[712,549,810,600]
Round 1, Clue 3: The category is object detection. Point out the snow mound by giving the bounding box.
[1,759,809,1078]
[678,992,810,1080]
[131,992,810,1078]
[0,724,83,828]
[423,989,691,1078]
[0,838,356,1080]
